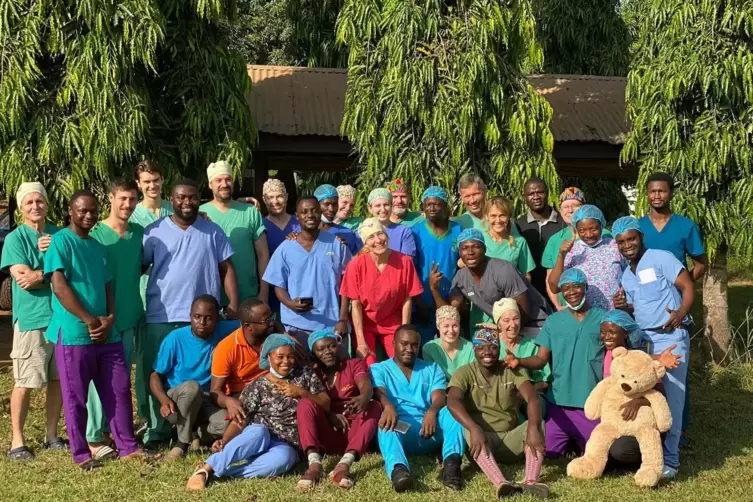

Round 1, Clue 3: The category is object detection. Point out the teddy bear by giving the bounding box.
[567,347,672,487]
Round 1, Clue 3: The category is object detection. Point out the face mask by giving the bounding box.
[584,236,603,248]
[269,366,287,379]
[565,293,587,311]
[321,214,332,224]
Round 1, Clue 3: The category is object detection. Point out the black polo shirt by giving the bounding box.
[514,209,566,298]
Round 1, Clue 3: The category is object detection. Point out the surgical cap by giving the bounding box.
[314,184,338,201]
[601,310,644,348]
[473,328,500,346]
[612,216,643,237]
[337,185,357,200]
[560,187,585,204]
[368,188,392,205]
[16,182,47,204]
[435,305,460,328]
[457,228,485,246]
[308,329,338,352]
[207,160,232,183]
[259,334,296,370]
[571,204,606,230]
[558,267,588,288]
[421,186,449,203]
[493,298,520,324]
[358,217,386,242]
[387,179,408,194]
[262,178,287,198]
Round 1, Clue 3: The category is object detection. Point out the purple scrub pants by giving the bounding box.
[544,402,599,457]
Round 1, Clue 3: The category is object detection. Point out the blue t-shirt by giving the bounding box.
[411,221,463,308]
[639,214,704,264]
[326,223,362,256]
[263,232,352,332]
[153,320,240,391]
[142,217,234,323]
[370,358,447,423]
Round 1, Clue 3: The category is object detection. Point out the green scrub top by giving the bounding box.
[499,336,552,385]
[340,216,364,231]
[199,201,265,303]
[535,307,605,408]
[399,211,424,227]
[129,200,174,308]
[484,234,535,275]
[90,222,144,332]
[422,337,476,380]
[0,223,60,331]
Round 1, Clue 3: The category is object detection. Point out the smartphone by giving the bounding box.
[394,420,411,434]
[300,297,314,306]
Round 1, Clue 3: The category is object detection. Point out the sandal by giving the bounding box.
[44,438,69,451]
[78,458,104,471]
[297,463,324,490]
[91,445,118,461]
[7,446,35,461]
[329,463,354,489]
[186,466,212,491]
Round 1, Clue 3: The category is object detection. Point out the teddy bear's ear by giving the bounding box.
[612,346,628,358]
[652,360,666,379]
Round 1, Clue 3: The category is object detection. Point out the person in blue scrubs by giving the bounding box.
[411,187,462,345]
[314,184,363,256]
[371,325,465,492]
[612,216,695,480]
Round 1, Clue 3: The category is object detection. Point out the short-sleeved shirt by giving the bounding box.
[240,366,325,448]
[541,227,613,269]
[484,234,536,275]
[325,223,362,256]
[340,251,423,336]
[370,358,446,422]
[44,228,118,345]
[211,327,266,394]
[142,217,234,323]
[453,212,485,231]
[262,215,300,313]
[621,249,686,336]
[1,223,59,331]
[129,201,174,308]
[384,223,417,257]
[340,217,364,231]
[200,202,265,302]
[90,222,144,332]
[563,236,625,311]
[412,221,463,308]
[535,308,606,408]
[317,357,370,414]
[398,211,424,228]
[263,232,352,332]
[449,362,529,433]
[639,214,705,264]
[499,337,552,385]
[153,321,239,391]
[422,338,476,380]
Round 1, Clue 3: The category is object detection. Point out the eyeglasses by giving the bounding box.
[250,316,275,325]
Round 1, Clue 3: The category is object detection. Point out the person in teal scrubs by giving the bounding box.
[483,196,532,277]
[422,306,475,380]
[453,173,488,230]
[371,325,465,492]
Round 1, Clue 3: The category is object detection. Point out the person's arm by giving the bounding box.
[665,268,695,329]
[401,296,412,324]
[220,420,243,444]
[374,386,399,431]
[689,254,708,282]
[545,269,563,310]
[505,345,551,371]
[512,291,530,325]
[351,299,370,358]
[219,259,239,317]
[9,264,46,290]
[50,271,97,326]
[519,380,545,456]
[548,237,575,294]
[446,386,478,432]
[336,294,350,336]
[253,234,270,303]
[149,371,175,416]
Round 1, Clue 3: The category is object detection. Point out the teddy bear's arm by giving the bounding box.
[583,378,612,420]
[643,389,673,433]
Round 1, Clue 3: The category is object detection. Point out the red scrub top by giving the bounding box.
[340,251,423,336]
[318,358,370,414]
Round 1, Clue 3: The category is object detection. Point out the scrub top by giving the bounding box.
[484,234,536,275]
[325,223,363,256]
[638,214,705,264]
[370,358,446,423]
[262,215,300,313]
[399,211,424,228]
[340,216,364,232]
[422,337,476,380]
[541,227,613,269]
[129,200,174,308]
[384,223,417,257]
[263,231,352,332]
[535,307,606,408]
[454,212,520,236]
[317,357,370,414]
[499,337,552,385]
[340,251,423,336]
[563,236,625,311]
[412,221,463,308]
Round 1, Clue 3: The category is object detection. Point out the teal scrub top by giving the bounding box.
[370,358,446,423]
[484,234,536,275]
[340,216,364,231]
[499,336,552,385]
[422,338,476,380]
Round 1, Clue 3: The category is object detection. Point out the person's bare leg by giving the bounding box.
[45,380,63,441]
[10,388,32,449]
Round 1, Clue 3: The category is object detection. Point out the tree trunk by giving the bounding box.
[703,249,731,364]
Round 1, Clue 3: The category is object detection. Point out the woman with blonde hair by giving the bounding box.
[422,305,475,380]
[483,196,535,280]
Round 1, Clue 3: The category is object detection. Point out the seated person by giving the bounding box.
[422,305,475,380]
[371,325,465,492]
[150,295,240,460]
[447,329,549,499]
[296,330,381,489]
[186,335,329,490]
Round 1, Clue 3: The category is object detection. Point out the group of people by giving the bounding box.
[1,162,706,497]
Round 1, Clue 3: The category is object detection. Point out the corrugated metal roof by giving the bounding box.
[247,65,628,144]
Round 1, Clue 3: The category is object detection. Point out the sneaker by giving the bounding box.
[440,454,464,490]
[521,482,550,499]
[164,446,185,461]
[661,465,678,480]
[496,481,523,498]
[391,464,413,492]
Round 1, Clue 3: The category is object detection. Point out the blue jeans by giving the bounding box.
[377,407,464,476]
[206,424,299,479]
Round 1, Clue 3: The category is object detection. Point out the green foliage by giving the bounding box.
[337,0,558,216]
[287,0,347,68]
[0,0,255,223]
[226,0,300,66]
[622,0,753,263]
[560,177,631,223]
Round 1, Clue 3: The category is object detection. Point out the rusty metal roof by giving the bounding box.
[247,65,628,145]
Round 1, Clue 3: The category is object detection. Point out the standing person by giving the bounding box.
[335,185,365,231]
[612,216,695,479]
[340,218,423,365]
[371,325,465,492]
[483,196,534,278]
[1,182,64,460]
[263,197,352,356]
[387,179,424,227]
[86,178,143,459]
[44,191,146,469]
[140,178,239,447]
[367,188,417,257]
[514,178,566,299]
[422,306,475,380]
[411,186,463,345]
[315,184,362,256]
[200,161,270,305]
[454,173,488,230]
[548,205,625,311]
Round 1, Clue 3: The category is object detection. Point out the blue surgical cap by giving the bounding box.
[259,333,296,370]
[314,184,338,201]
[558,267,588,288]
[612,216,643,237]
[421,186,449,203]
[308,329,338,352]
[601,310,644,348]
[571,204,606,230]
[457,228,485,246]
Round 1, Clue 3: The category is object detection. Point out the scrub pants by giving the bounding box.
[377,407,464,476]
[544,402,599,457]
[206,424,299,479]
[648,331,689,469]
[297,398,381,457]
[362,329,395,367]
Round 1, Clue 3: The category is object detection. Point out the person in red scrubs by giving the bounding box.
[340,218,424,365]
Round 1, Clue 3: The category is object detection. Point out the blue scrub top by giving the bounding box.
[263,216,301,313]
[411,221,462,307]
[370,358,447,423]
[326,223,362,256]
[639,214,704,264]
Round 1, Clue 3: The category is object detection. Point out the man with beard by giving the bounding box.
[45,191,145,469]
[387,179,423,227]
[140,178,238,448]
[201,161,269,304]
[85,178,144,460]
[314,184,362,255]
[263,197,352,357]
[453,173,488,231]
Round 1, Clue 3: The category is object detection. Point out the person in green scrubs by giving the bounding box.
[453,173,487,230]
[200,161,269,304]
[422,305,475,380]
[387,179,424,227]
[334,185,364,231]
[482,196,532,277]
[86,178,144,459]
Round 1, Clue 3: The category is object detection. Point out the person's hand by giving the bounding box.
[620,397,650,421]
[225,397,246,424]
[224,304,238,320]
[335,320,349,338]
[335,235,348,246]
[559,237,575,256]
[275,381,306,399]
[379,404,398,431]
[345,394,370,415]
[657,344,681,369]
[457,258,466,270]
[613,287,629,310]
[159,399,177,419]
[525,424,545,458]
[328,412,350,432]
[237,196,260,209]
[16,270,42,289]
[503,348,520,369]
[211,439,225,452]
[420,409,437,439]
[289,298,314,313]
[429,263,443,291]
[37,234,52,252]
[356,342,373,360]
[199,211,211,222]
[468,426,489,458]
[663,307,683,330]
[285,232,300,241]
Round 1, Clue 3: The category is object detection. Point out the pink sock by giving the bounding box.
[523,445,544,484]
[474,448,506,486]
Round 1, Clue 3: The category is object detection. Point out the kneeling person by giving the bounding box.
[150,296,239,459]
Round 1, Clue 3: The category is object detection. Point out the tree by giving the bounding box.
[622,1,753,363]
[287,0,347,68]
[337,0,558,214]
[225,0,301,66]
[0,0,255,222]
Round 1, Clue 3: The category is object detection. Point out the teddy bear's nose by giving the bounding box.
[621,383,632,392]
